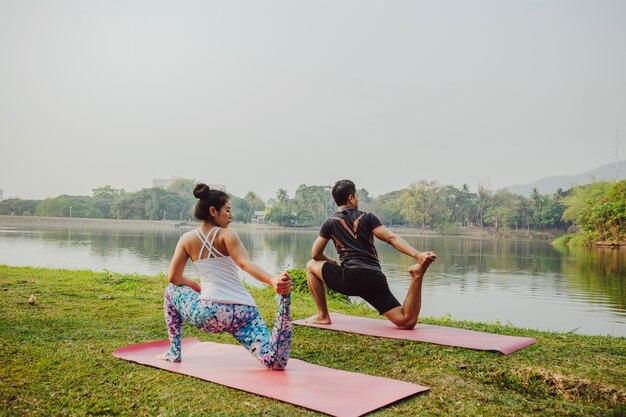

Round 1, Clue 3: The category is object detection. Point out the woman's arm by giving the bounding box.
[223,229,291,294]
[168,238,201,292]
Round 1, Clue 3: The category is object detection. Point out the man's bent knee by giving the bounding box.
[306,259,325,279]
[389,316,417,330]
[306,259,317,272]
[396,319,417,330]
[384,308,417,330]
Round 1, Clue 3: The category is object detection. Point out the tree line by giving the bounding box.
[1,179,624,243]
[266,180,572,231]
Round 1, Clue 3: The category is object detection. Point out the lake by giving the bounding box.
[0,222,624,337]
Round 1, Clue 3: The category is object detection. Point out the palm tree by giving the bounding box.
[529,188,544,229]
[276,189,289,207]
[475,183,492,228]
[245,191,263,223]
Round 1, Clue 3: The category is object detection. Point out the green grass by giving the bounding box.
[1,265,625,416]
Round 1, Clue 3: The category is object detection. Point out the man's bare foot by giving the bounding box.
[408,258,433,279]
[305,314,332,325]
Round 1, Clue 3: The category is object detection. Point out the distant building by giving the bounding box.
[153,177,182,189]
[253,210,266,224]
[152,178,226,192]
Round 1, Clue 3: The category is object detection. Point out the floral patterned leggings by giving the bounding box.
[162,283,291,370]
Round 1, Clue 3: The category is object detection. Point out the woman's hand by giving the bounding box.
[271,272,292,295]
[187,280,201,293]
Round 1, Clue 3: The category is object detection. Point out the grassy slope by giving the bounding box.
[1,265,624,416]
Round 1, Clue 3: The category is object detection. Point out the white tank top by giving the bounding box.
[193,227,257,307]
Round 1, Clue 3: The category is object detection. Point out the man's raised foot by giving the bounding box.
[408,257,433,279]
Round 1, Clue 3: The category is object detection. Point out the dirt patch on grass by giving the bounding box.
[484,366,626,404]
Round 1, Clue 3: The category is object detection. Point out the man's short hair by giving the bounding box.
[332,180,356,206]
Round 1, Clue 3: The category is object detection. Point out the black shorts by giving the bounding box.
[321,263,401,315]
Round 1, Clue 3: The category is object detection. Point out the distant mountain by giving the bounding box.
[505,160,626,196]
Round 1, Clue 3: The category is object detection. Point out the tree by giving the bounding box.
[356,188,374,213]
[35,195,104,218]
[452,184,477,227]
[529,188,544,228]
[380,201,403,226]
[230,196,250,222]
[484,189,519,228]
[440,184,478,226]
[0,199,41,216]
[275,189,289,206]
[92,185,125,199]
[265,189,296,226]
[293,185,333,225]
[534,193,569,229]
[92,185,126,218]
[399,180,446,227]
[373,190,405,226]
[484,206,517,228]
[110,188,190,220]
[244,191,265,223]
[265,209,297,226]
[562,182,612,224]
[475,182,492,227]
[577,181,626,244]
[166,178,196,198]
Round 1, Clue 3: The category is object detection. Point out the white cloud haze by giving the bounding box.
[1,0,625,200]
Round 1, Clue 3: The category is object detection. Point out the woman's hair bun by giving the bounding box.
[193,183,211,199]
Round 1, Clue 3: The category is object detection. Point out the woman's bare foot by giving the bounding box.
[154,352,181,362]
[305,314,332,325]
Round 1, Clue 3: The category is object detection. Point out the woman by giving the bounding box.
[157,183,292,370]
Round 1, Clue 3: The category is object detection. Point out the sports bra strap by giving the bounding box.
[196,227,226,259]
[207,227,226,257]
[195,229,210,259]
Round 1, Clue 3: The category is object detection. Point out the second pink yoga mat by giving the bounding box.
[113,338,429,417]
[293,313,537,354]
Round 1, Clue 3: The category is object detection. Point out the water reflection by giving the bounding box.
[0,224,624,336]
[555,245,625,312]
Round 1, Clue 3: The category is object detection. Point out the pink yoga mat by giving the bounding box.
[113,338,429,417]
[293,313,537,355]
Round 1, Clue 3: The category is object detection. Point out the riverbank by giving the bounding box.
[553,233,626,248]
[0,215,564,240]
[0,214,185,231]
[1,265,624,416]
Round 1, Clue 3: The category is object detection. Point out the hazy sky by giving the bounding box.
[1,0,625,201]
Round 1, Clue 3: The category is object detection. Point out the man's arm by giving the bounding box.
[311,236,337,264]
[372,225,436,264]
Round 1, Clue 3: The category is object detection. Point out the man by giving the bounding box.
[306,179,437,329]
